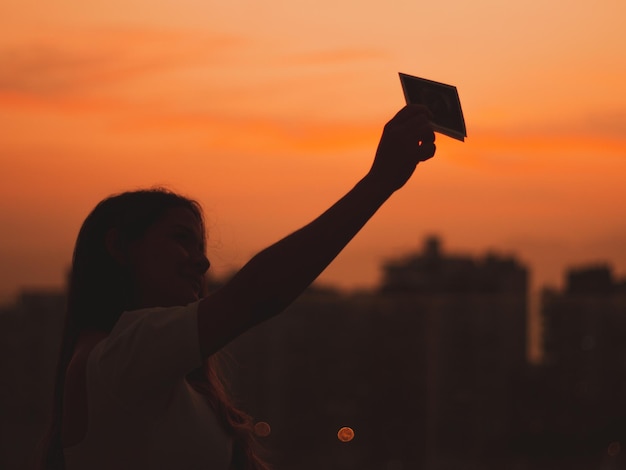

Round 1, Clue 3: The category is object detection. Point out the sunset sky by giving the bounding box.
[2,0,626,306]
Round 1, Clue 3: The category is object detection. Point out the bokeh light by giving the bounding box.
[254,421,271,437]
[337,426,354,442]
[608,441,621,457]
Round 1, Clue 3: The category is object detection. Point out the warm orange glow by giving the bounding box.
[337,426,354,442]
[1,0,626,303]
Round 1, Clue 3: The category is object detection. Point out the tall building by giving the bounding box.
[539,264,626,447]
[0,290,66,470]
[380,236,527,295]
[374,236,529,468]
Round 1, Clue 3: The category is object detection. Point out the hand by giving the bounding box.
[367,104,436,193]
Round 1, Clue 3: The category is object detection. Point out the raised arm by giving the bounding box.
[197,105,436,357]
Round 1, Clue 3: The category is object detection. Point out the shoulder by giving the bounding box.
[75,331,109,360]
[67,332,108,378]
[87,302,204,403]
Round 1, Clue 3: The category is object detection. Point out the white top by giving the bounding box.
[63,302,233,470]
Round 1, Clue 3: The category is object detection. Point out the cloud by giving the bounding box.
[0,26,384,156]
[481,111,626,147]
[451,111,626,174]
[0,27,244,97]
[580,110,626,142]
[114,110,380,154]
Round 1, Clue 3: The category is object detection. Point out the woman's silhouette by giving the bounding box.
[37,104,436,469]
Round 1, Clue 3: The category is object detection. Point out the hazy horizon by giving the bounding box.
[2,232,623,300]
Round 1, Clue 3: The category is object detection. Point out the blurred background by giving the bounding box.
[1,0,626,468]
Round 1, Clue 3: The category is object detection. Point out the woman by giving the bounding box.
[37,104,436,469]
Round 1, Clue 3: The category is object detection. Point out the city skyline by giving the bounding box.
[4,234,624,366]
[3,237,625,469]
[1,234,622,298]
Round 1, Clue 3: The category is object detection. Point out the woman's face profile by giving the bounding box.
[125,206,210,309]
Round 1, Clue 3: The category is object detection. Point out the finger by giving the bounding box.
[418,128,436,145]
[418,142,436,161]
[391,104,433,123]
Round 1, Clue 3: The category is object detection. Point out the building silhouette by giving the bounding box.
[0,290,66,470]
[380,236,527,295]
[514,264,626,469]
[5,238,626,469]
[225,236,529,469]
[377,236,528,468]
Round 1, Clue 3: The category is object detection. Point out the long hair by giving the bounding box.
[36,188,270,470]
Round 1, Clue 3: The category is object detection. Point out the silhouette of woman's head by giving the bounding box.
[39,188,269,470]
[68,187,208,331]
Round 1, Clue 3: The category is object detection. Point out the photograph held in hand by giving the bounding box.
[399,72,467,142]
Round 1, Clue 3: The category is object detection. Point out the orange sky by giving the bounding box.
[1,0,626,308]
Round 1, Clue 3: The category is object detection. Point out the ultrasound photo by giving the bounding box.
[399,73,467,142]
